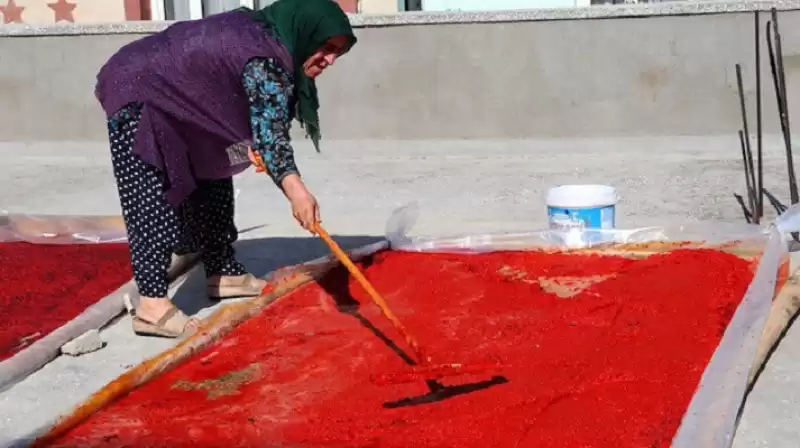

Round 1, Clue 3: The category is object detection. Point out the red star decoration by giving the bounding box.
[48,0,77,23]
[0,0,25,24]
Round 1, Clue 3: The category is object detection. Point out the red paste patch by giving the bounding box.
[0,242,133,361]
[52,249,754,447]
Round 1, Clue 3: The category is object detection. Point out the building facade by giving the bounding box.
[0,0,666,26]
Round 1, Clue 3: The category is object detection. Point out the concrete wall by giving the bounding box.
[1,1,799,142]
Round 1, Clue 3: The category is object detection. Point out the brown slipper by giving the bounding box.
[207,273,267,300]
[132,306,199,338]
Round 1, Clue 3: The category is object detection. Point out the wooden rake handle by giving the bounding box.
[247,148,429,363]
[314,224,427,364]
[249,148,267,173]
[247,150,427,363]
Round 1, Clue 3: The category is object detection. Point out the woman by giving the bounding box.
[95,0,357,338]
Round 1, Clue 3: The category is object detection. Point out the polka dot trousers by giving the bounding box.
[108,104,247,298]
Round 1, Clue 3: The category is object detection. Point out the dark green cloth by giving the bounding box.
[246,0,356,151]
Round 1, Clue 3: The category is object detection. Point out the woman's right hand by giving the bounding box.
[281,174,320,234]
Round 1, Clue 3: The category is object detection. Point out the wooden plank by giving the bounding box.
[748,275,800,387]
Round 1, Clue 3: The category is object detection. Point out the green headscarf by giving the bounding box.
[247,0,357,151]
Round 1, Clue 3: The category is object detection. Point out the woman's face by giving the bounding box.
[303,35,350,79]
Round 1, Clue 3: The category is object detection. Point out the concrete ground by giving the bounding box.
[0,136,798,446]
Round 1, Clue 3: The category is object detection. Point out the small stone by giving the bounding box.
[61,329,104,356]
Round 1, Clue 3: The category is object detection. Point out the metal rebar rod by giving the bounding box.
[739,129,756,219]
[755,11,764,222]
[734,193,754,223]
[770,8,799,205]
[735,65,757,216]
[763,188,788,213]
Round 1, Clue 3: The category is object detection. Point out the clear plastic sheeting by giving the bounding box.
[0,211,127,244]
[386,202,775,252]
[384,202,800,448]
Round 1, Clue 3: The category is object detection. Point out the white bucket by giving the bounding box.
[546,184,617,231]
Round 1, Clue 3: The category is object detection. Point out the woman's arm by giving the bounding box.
[242,57,299,186]
[242,58,320,232]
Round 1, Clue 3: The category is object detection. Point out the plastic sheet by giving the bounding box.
[386,202,775,252]
[24,204,799,447]
[0,212,127,244]
[385,202,799,448]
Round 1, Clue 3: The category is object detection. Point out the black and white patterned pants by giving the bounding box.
[107,103,247,298]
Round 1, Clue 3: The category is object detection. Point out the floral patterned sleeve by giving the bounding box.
[242,58,298,186]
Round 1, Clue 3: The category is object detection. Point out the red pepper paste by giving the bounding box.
[0,242,132,360]
[51,249,756,448]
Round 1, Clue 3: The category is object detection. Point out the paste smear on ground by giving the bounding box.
[0,242,132,360]
[52,249,754,447]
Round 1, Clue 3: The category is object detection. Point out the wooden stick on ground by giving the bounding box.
[748,275,800,388]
